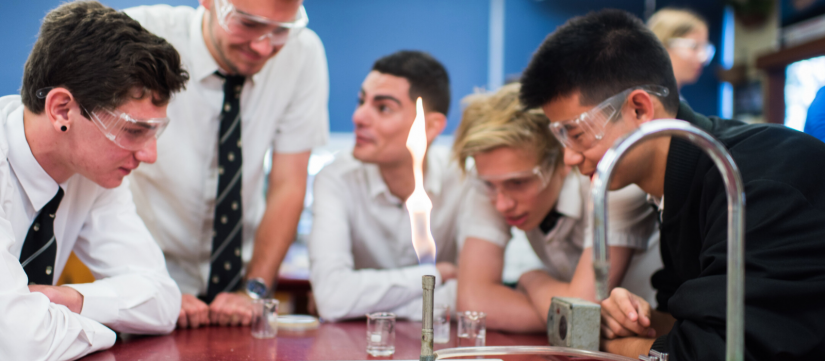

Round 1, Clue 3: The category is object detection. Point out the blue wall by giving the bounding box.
[306,0,488,134]
[502,0,645,82]
[0,0,725,133]
[0,1,193,98]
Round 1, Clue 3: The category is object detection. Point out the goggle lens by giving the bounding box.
[88,108,169,151]
[548,85,669,152]
[216,0,308,46]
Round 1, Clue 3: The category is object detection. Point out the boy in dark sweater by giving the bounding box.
[519,9,825,361]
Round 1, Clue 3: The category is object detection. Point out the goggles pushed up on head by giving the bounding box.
[471,156,557,201]
[668,38,716,66]
[36,87,170,151]
[214,0,308,47]
[548,85,669,152]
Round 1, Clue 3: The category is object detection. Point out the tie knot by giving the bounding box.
[48,187,64,212]
[215,71,245,86]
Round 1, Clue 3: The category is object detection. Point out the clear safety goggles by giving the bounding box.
[548,85,669,152]
[214,0,308,47]
[83,107,169,151]
[35,87,169,151]
[471,159,556,201]
[668,38,716,66]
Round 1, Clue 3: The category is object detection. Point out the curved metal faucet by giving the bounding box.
[590,119,745,361]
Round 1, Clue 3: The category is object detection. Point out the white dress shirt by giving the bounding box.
[124,5,330,295]
[459,169,662,305]
[0,96,181,361]
[309,146,468,321]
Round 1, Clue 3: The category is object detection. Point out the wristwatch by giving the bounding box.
[244,277,269,299]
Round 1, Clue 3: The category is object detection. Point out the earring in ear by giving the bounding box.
[61,125,67,132]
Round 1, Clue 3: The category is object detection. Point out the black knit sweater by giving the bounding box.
[648,103,825,360]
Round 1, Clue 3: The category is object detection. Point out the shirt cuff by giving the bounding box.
[76,315,117,352]
[66,283,120,325]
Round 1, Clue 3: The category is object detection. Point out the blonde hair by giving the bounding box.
[647,8,708,45]
[452,82,562,173]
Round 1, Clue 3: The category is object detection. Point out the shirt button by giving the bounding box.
[228,152,235,162]
[235,85,242,93]
[237,139,242,148]
[231,202,239,211]
[224,262,232,271]
[33,223,40,232]
[219,166,224,175]
[45,266,53,275]
[221,215,228,224]
[235,248,241,257]
[224,103,231,112]
[49,213,55,218]
[212,276,220,284]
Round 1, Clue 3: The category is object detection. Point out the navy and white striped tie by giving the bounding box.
[20,187,63,285]
[205,73,245,303]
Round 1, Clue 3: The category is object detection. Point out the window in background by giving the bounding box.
[719,6,735,119]
[785,55,825,131]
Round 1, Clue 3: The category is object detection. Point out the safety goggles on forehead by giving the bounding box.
[35,87,170,151]
[214,0,308,47]
[548,85,669,152]
[471,157,557,201]
[668,38,716,66]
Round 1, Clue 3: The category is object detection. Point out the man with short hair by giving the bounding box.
[0,2,189,360]
[125,0,329,328]
[309,51,464,321]
[520,9,825,360]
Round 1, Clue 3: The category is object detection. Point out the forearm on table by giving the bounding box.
[66,272,181,334]
[601,336,655,358]
[457,238,544,332]
[650,309,676,337]
[520,271,572,324]
[1,277,116,359]
[458,279,545,332]
[312,263,439,321]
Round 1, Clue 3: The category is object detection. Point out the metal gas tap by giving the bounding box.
[590,119,745,361]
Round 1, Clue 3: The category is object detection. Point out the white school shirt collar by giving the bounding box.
[363,150,444,202]
[188,7,267,85]
[554,170,584,221]
[6,109,63,211]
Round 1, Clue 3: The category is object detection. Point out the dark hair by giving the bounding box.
[372,50,451,116]
[520,9,679,113]
[21,1,189,114]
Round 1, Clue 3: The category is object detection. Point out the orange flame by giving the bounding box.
[406,98,436,265]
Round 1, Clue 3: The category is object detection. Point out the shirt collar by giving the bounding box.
[189,7,222,83]
[554,170,583,220]
[6,108,61,211]
[423,150,443,197]
[364,150,443,201]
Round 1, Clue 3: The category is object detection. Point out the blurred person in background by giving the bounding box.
[452,83,661,332]
[648,8,715,97]
[125,0,329,329]
[309,51,469,321]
